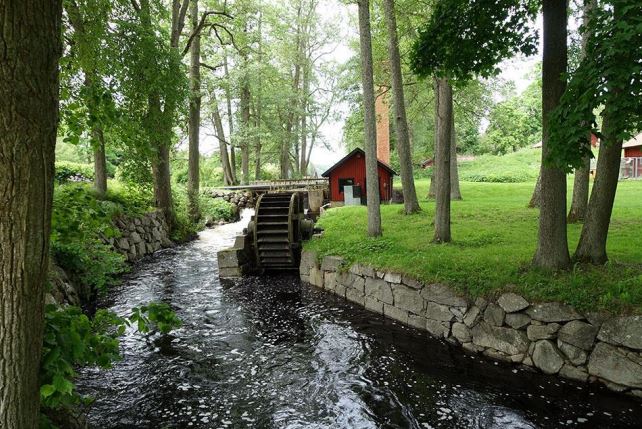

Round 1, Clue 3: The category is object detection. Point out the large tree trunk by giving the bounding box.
[574,110,623,264]
[449,110,462,200]
[532,0,570,270]
[92,127,108,196]
[567,0,595,224]
[357,0,381,237]
[433,77,453,243]
[383,0,420,214]
[0,1,61,427]
[187,0,201,222]
[428,86,439,199]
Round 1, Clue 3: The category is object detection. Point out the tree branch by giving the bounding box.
[182,10,234,57]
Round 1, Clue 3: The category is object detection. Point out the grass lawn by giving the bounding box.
[306,179,642,315]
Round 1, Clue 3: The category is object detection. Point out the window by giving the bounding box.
[338,178,354,193]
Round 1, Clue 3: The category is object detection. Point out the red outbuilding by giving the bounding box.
[623,133,642,158]
[321,147,396,203]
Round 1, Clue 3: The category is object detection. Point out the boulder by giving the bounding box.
[557,340,588,366]
[401,275,423,290]
[463,306,481,328]
[483,303,505,327]
[324,271,337,291]
[527,323,560,341]
[426,319,450,338]
[384,304,408,325]
[365,278,393,305]
[309,266,324,288]
[452,322,472,343]
[505,313,531,330]
[558,320,598,351]
[425,302,455,322]
[384,272,402,284]
[588,342,642,388]
[421,283,468,308]
[597,316,642,351]
[532,340,565,375]
[299,250,317,276]
[345,288,365,306]
[321,255,344,272]
[471,322,530,356]
[365,296,384,314]
[559,364,589,383]
[349,263,375,278]
[497,293,530,313]
[408,314,428,331]
[392,285,424,315]
[525,302,581,322]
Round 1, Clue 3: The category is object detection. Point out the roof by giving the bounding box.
[321,147,397,177]
[623,132,642,149]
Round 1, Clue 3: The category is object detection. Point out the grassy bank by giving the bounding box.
[306,179,642,314]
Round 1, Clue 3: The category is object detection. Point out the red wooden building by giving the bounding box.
[322,147,396,203]
[623,133,642,158]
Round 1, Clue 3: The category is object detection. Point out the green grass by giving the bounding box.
[458,148,542,183]
[306,179,642,315]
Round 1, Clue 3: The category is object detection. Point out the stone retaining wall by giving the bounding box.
[300,250,642,399]
[108,211,172,262]
[208,190,255,210]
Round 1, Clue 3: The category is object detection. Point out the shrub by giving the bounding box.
[51,184,127,292]
[55,162,94,183]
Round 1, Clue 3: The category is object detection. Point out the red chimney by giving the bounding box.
[375,87,390,164]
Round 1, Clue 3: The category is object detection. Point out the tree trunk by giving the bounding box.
[574,107,623,264]
[223,51,237,182]
[532,0,570,270]
[66,1,108,197]
[428,85,438,199]
[382,0,420,214]
[187,0,201,222]
[433,77,452,243]
[357,0,382,237]
[568,156,590,222]
[92,127,108,196]
[567,0,595,223]
[0,1,61,427]
[239,75,251,184]
[255,10,263,181]
[449,109,462,200]
[529,170,542,208]
[151,141,175,228]
[211,96,234,185]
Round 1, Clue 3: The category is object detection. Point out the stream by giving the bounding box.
[76,211,642,428]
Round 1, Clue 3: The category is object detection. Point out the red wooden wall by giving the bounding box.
[624,146,642,158]
[328,151,393,202]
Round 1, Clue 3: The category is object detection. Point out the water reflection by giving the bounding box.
[76,212,642,428]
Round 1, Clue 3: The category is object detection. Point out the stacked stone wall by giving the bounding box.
[300,250,642,399]
[108,211,172,262]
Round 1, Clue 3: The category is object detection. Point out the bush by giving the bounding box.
[55,162,94,183]
[51,184,128,292]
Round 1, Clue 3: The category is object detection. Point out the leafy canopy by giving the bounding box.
[548,0,642,170]
[410,0,539,80]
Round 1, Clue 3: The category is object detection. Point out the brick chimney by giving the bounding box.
[375,87,390,164]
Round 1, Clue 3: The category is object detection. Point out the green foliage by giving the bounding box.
[51,184,127,291]
[50,183,153,292]
[40,303,180,427]
[548,0,642,170]
[54,162,95,183]
[306,179,642,314]
[410,0,539,80]
[170,188,237,241]
[458,148,541,183]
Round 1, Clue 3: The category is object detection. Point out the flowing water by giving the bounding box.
[76,211,642,428]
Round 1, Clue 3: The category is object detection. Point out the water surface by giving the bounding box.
[77,213,642,428]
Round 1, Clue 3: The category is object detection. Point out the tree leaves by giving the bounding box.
[409,0,539,81]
